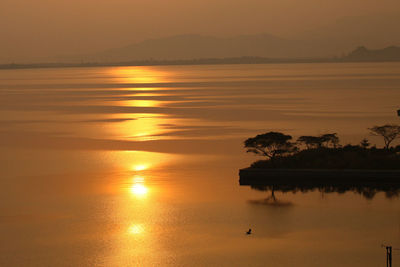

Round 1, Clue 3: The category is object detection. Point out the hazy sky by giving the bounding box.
[1,0,399,61]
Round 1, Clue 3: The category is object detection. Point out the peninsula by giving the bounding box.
[240,125,400,183]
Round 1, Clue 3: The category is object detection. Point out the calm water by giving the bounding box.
[1,63,400,266]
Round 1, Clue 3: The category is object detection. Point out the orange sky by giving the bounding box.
[0,0,399,61]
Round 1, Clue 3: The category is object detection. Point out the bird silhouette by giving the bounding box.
[246,228,252,235]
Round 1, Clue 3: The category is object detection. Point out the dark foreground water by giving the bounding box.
[1,63,400,266]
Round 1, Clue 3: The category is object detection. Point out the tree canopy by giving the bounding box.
[297,133,339,149]
[360,138,370,149]
[296,135,322,149]
[244,125,400,166]
[369,124,400,149]
[320,133,339,148]
[244,132,295,159]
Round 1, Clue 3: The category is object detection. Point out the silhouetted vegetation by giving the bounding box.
[344,46,400,62]
[369,124,400,149]
[245,124,400,169]
[250,145,400,169]
[297,133,339,149]
[360,138,370,149]
[244,132,296,160]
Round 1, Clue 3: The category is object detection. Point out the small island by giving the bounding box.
[240,124,400,184]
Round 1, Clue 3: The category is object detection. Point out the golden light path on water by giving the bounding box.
[110,66,189,264]
[106,66,252,264]
[112,148,193,266]
[103,66,187,141]
[110,151,161,264]
[103,67,173,262]
[110,66,170,84]
[119,100,164,107]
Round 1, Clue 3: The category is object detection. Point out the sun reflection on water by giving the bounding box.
[131,183,148,196]
[128,224,145,235]
[130,175,149,198]
[132,164,149,171]
[110,67,169,84]
[107,65,180,259]
[119,100,163,107]
[107,113,175,141]
[106,67,184,141]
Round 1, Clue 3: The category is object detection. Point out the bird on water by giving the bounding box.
[246,228,252,235]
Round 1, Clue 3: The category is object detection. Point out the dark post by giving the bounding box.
[386,246,392,267]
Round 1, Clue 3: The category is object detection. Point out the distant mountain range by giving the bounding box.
[71,31,399,63]
[76,34,312,62]
[2,12,399,64]
[76,13,399,63]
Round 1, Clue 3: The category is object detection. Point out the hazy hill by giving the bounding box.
[295,13,400,56]
[2,12,400,64]
[74,14,400,63]
[344,46,400,61]
[81,34,315,62]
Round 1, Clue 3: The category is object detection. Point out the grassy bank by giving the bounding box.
[250,146,400,169]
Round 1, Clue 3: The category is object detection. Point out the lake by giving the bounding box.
[1,62,400,266]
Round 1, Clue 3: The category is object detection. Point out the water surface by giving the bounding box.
[1,63,400,266]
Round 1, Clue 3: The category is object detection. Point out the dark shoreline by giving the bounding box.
[239,168,400,185]
[1,57,400,71]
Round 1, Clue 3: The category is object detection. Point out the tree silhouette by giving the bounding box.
[297,133,339,149]
[320,133,340,148]
[244,132,295,160]
[360,138,370,149]
[369,124,400,149]
[297,135,322,149]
